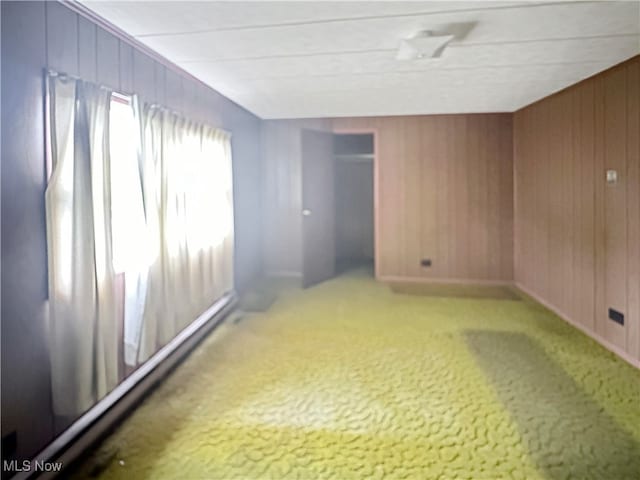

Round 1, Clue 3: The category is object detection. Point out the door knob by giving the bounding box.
[302,209,312,216]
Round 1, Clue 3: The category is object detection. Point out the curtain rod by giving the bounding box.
[46,68,231,137]
[46,68,115,93]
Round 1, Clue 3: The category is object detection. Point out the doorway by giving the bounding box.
[301,131,375,288]
[333,134,375,275]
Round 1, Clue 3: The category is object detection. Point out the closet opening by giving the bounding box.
[333,133,375,276]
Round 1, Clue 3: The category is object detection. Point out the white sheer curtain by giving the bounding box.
[46,75,235,413]
[136,108,234,363]
[110,97,149,367]
[46,77,119,417]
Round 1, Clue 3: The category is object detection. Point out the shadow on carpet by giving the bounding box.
[465,330,640,480]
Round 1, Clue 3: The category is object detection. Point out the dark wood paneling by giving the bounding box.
[261,119,332,276]
[2,0,263,463]
[514,56,640,366]
[78,16,97,81]
[1,0,54,462]
[207,89,225,128]
[132,49,155,102]
[165,68,183,112]
[155,62,166,105]
[46,0,78,75]
[119,41,134,93]
[230,111,263,291]
[262,121,303,275]
[301,129,336,287]
[183,76,198,120]
[96,29,119,88]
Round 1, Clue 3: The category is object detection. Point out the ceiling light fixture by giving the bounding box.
[396,30,455,60]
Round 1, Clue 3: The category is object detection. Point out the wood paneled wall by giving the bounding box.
[1,0,262,461]
[262,119,331,276]
[333,116,513,282]
[514,56,640,366]
[262,115,514,282]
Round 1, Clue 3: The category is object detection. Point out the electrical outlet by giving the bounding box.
[608,308,624,326]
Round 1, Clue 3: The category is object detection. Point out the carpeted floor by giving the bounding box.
[74,269,640,479]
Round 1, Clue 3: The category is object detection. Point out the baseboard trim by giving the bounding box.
[20,292,237,480]
[266,270,302,279]
[514,282,640,370]
[379,275,513,287]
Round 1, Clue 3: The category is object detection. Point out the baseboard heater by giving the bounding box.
[14,292,237,480]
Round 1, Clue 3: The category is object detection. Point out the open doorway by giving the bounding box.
[333,133,375,275]
[301,129,375,288]
[301,130,375,288]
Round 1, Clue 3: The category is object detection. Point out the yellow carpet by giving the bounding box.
[75,269,640,479]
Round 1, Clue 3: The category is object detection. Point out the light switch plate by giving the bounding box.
[606,169,618,185]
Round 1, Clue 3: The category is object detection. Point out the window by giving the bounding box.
[109,94,152,274]
[46,74,235,416]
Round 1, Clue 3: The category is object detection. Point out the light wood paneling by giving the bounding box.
[627,60,640,361]
[514,55,640,365]
[263,115,513,282]
[333,115,514,282]
[602,66,627,349]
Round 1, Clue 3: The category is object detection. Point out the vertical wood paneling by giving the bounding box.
[486,116,498,276]
[594,75,607,340]
[165,68,183,112]
[155,63,166,105]
[602,67,627,349]
[183,75,198,119]
[205,88,224,128]
[405,118,421,277]
[262,121,301,275]
[132,49,155,102]
[419,117,437,277]
[499,114,514,280]
[454,116,469,277]
[627,61,640,360]
[2,0,53,462]
[514,56,640,366]
[46,1,78,75]
[96,29,119,88]
[266,114,513,282]
[3,0,263,462]
[118,41,133,93]
[78,16,96,81]
[581,81,596,332]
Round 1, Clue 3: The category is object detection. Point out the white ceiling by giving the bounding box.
[82,1,640,119]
